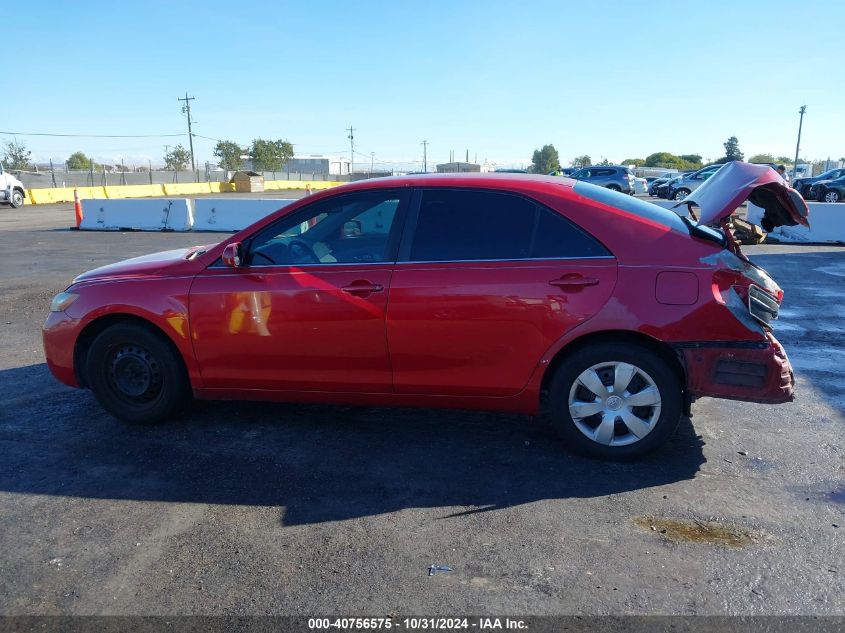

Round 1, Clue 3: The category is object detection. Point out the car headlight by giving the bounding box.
[50,292,79,313]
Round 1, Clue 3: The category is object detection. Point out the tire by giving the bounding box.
[823,190,841,203]
[85,322,190,423]
[547,342,682,460]
[673,188,691,201]
[606,184,621,192]
[10,189,24,208]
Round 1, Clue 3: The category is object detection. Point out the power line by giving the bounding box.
[0,130,184,138]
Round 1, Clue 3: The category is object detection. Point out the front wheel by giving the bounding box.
[10,190,24,208]
[606,184,621,192]
[547,342,682,459]
[823,190,841,203]
[673,188,691,201]
[86,322,190,423]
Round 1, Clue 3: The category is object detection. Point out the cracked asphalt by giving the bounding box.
[0,200,843,615]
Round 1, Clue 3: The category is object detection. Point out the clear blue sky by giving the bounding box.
[4,0,842,170]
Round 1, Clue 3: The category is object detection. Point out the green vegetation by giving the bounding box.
[2,140,31,170]
[530,144,560,174]
[250,138,294,172]
[213,140,245,171]
[163,145,192,170]
[66,151,94,171]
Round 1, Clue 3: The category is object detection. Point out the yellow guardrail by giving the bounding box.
[25,180,345,204]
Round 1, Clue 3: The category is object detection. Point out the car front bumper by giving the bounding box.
[43,311,81,388]
[675,333,794,404]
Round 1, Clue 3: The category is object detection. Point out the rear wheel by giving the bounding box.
[673,188,691,201]
[606,184,621,192]
[823,190,841,203]
[86,323,189,423]
[547,342,682,459]
[10,190,24,208]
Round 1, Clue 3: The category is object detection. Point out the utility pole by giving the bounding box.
[370,151,374,174]
[421,140,428,172]
[792,105,807,180]
[177,92,196,172]
[347,125,356,175]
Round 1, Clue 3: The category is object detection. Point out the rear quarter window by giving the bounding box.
[573,181,688,234]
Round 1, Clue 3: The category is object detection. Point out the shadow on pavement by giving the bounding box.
[0,364,706,526]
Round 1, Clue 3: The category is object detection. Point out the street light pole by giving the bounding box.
[792,105,806,180]
[421,140,428,172]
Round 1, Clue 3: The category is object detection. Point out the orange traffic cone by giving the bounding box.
[73,188,83,229]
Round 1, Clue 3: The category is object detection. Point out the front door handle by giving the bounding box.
[341,280,384,296]
[549,274,600,291]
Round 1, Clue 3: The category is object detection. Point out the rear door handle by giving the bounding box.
[341,280,384,296]
[549,275,600,291]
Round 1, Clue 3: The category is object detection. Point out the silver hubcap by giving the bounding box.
[12,192,22,205]
[825,192,838,203]
[674,190,688,200]
[568,361,662,446]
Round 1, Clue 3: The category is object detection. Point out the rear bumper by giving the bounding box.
[674,333,794,404]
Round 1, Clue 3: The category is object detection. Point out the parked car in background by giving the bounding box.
[812,175,845,203]
[0,164,26,208]
[792,168,845,199]
[569,165,635,194]
[649,171,688,196]
[666,164,723,200]
[43,169,808,460]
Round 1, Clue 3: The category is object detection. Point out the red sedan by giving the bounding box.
[43,163,809,459]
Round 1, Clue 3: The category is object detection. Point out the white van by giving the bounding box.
[0,164,26,208]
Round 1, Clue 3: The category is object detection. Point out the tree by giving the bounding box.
[66,151,93,171]
[748,153,775,164]
[679,154,702,166]
[622,158,645,167]
[643,151,702,170]
[164,145,191,170]
[571,155,592,168]
[249,138,294,172]
[530,144,560,174]
[2,140,31,170]
[213,140,244,171]
[774,155,795,164]
[722,136,744,162]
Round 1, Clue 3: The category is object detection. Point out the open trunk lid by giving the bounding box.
[673,161,810,231]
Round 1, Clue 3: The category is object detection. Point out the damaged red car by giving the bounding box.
[43,162,809,459]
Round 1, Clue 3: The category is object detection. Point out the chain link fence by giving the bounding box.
[17,166,358,189]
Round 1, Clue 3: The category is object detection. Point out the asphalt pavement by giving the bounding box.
[0,198,843,616]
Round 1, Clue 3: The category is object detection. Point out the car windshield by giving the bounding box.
[573,181,725,245]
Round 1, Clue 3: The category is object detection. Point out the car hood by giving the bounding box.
[673,161,809,230]
[73,247,201,282]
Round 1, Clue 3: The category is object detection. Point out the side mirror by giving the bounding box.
[222,242,243,268]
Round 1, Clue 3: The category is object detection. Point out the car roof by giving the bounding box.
[318,172,577,195]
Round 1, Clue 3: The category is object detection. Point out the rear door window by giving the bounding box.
[405,188,610,262]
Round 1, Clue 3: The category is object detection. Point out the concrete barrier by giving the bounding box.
[80,198,193,231]
[25,180,340,204]
[104,184,166,199]
[193,198,296,232]
[264,180,344,191]
[747,202,844,243]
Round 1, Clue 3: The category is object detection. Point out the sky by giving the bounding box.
[3,0,843,171]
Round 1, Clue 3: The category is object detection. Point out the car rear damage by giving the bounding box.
[669,162,809,406]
